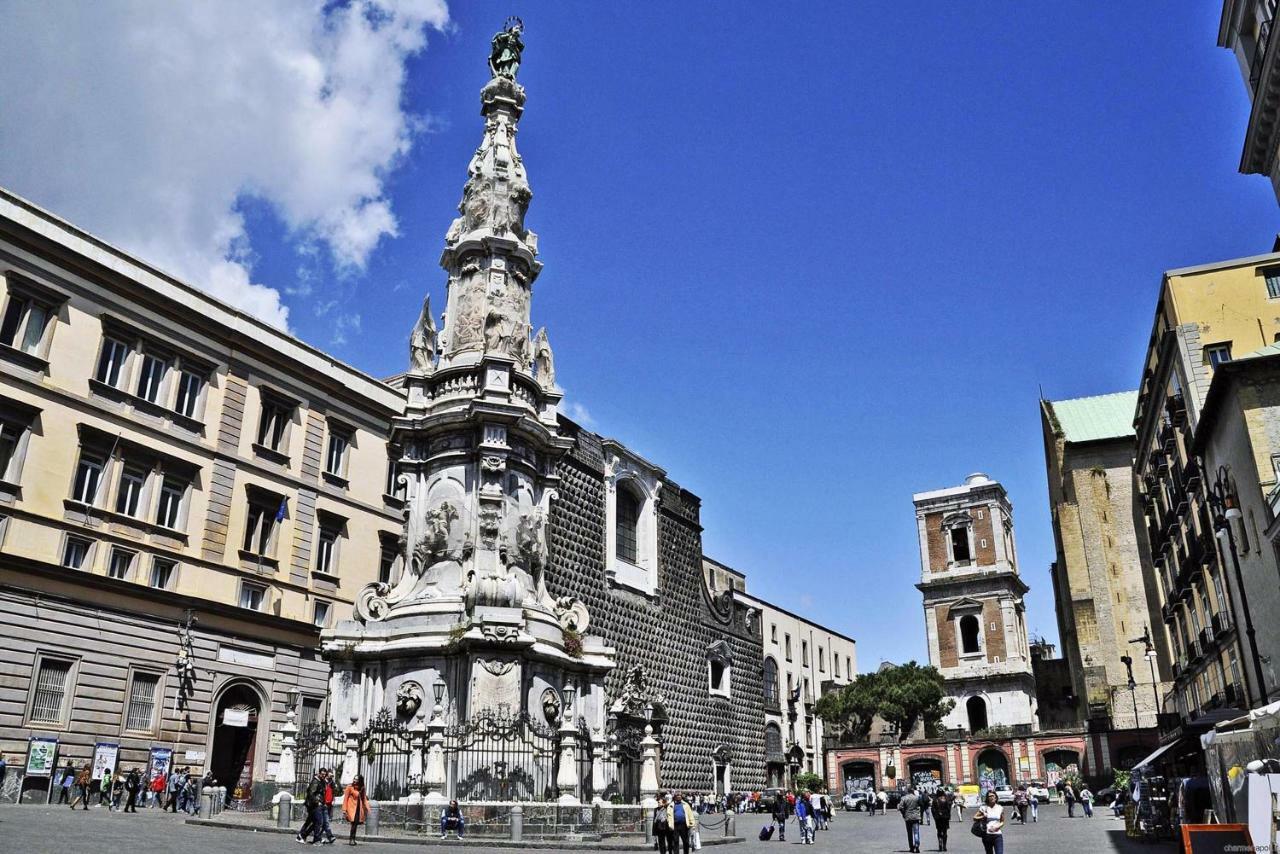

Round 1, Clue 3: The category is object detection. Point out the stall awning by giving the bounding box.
[1131,740,1180,773]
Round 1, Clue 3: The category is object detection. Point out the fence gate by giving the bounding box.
[444,707,559,801]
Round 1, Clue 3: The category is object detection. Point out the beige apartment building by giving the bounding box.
[0,188,404,802]
[1133,251,1280,742]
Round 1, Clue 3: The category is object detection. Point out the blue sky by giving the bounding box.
[2,2,1278,672]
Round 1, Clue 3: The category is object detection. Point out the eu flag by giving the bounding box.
[275,498,288,522]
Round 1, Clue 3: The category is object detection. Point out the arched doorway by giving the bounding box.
[765,724,785,788]
[975,748,1009,794]
[842,760,876,795]
[966,696,988,732]
[1041,748,1081,787]
[907,756,944,792]
[210,682,262,803]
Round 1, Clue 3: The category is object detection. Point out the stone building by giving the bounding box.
[1039,391,1170,729]
[914,473,1037,734]
[716,557,857,787]
[0,189,404,802]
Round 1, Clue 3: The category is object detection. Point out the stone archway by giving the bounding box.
[842,760,877,794]
[1041,748,1080,787]
[209,681,264,803]
[975,748,1009,794]
[907,755,944,792]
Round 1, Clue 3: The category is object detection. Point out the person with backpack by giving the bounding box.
[794,791,814,845]
[771,793,788,842]
[931,788,954,852]
[1079,785,1094,818]
[123,767,142,812]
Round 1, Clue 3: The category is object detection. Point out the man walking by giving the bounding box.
[124,767,142,812]
[771,792,788,842]
[898,785,922,854]
[56,761,74,804]
[931,788,954,852]
[1064,781,1076,818]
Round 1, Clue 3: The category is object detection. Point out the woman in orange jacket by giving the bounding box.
[341,774,371,846]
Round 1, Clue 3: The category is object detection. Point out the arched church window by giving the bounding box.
[950,526,971,563]
[615,486,640,563]
[960,614,981,654]
[764,657,780,707]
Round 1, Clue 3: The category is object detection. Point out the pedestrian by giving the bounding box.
[898,784,922,854]
[877,788,888,816]
[98,768,111,807]
[653,795,673,854]
[770,791,788,842]
[297,769,321,843]
[56,761,74,804]
[124,767,141,812]
[165,766,183,812]
[149,769,166,808]
[974,790,1006,854]
[0,753,6,794]
[931,788,953,852]
[665,792,697,854]
[1080,785,1094,818]
[919,787,932,826]
[439,798,465,839]
[1014,785,1028,824]
[69,764,91,810]
[341,774,370,846]
[1064,781,1076,818]
[794,791,814,845]
[809,789,826,831]
[1029,788,1039,823]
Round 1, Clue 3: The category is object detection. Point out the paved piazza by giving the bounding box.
[0,803,1178,854]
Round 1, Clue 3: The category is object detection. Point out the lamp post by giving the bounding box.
[424,680,447,805]
[556,683,581,805]
[277,686,301,788]
[1120,656,1140,729]
[1128,626,1161,724]
[1207,464,1269,706]
[638,701,660,808]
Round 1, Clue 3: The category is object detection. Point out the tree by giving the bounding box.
[815,669,883,743]
[876,661,953,738]
[794,771,824,793]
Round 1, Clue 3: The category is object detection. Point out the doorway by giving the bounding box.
[210,683,261,803]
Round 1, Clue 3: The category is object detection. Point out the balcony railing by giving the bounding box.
[1252,20,1274,87]
[1212,611,1233,638]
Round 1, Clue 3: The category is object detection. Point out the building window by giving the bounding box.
[72,452,106,505]
[325,427,351,479]
[135,353,169,403]
[106,547,135,580]
[949,526,971,563]
[314,518,342,577]
[966,696,988,731]
[960,614,981,655]
[313,600,331,628]
[819,647,826,672]
[785,634,792,662]
[173,369,204,419]
[155,475,187,530]
[709,660,730,696]
[378,535,398,584]
[0,421,18,482]
[770,624,777,644]
[801,640,809,667]
[834,654,841,679]
[256,393,293,453]
[95,337,131,388]
[28,655,74,725]
[238,582,266,611]
[115,465,147,517]
[0,292,53,356]
[299,697,323,731]
[243,492,283,557]
[1266,270,1280,299]
[124,672,160,732]
[1206,343,1233,367]
[0,403,37,487]
[62,536,92,569]
[846,656,851,676]
[615,487,640,564]
[764,658,780,707]
[149,557,176,590]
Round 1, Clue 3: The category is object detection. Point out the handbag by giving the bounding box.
[691,829,701,850]
[970,817,987,838]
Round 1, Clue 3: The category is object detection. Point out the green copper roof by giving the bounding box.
[1045,390,1138,443]
[1237,342,1280,361]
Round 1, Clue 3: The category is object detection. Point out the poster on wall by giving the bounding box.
[91,743,119,781]
[147,747,173,785]
[25,737,58,775]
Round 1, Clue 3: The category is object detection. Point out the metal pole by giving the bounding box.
[1147,654,1159,721]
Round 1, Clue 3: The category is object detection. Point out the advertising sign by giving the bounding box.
[147,747,173,785]
[25,737,58,775]
[223,708,250,727]
[91,743,119,781]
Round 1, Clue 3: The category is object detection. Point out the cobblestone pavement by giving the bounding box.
[0,802,1179,853]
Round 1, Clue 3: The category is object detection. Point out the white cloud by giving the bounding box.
[0,0,449,329]
[565,401,595,427]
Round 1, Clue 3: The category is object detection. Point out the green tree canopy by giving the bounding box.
[815,661,953,743]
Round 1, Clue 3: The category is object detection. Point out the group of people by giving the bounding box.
[53,762,213,814]
[892,786,1008,854]
[650,792,700,854]
[1059,780,1095,818]
[762,789,834,845]
[295,768,373,846]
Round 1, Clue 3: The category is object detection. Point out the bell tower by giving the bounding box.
[913,473,1037,733]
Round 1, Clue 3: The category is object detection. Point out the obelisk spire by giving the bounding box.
[435,17,542,376]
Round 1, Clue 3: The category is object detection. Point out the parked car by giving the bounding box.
[1094,786,1119,806]
[1026,782,1050,803]
[994,786,1016,805]
[759,787,787,813]
[884,789,903,809]
[842,791,871,811]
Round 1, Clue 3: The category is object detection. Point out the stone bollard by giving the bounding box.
[644,808,654,845]
[725,812,735,838]
[277,793,293,829]
[216,787,226,816]
[202,790,214,818]
[510,804,524,843]
[366,801,380,837]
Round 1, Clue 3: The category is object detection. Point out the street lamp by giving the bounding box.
[1206,463,1268,706]
[1128,626,1160,723]
[1120,656,1140,727]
